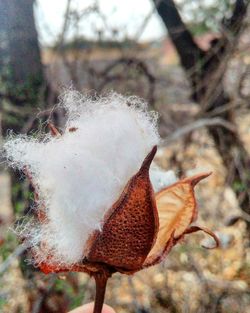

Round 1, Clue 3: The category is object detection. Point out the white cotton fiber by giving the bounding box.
[150,165,177,193]
[4,90,160,267]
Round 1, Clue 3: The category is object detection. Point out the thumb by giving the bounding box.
[68,302,116,313]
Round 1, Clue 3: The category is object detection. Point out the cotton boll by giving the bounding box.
[43,151,120,264]
[4,91,160,266]
[150,165,177,192]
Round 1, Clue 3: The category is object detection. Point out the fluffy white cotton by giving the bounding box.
[4,90,160,267]
[150,165,177,193]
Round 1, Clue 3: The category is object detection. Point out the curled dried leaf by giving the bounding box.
[144,173,212,265]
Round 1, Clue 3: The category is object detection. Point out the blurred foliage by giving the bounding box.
[176,0,236,34]
[54,276,86,310]
[0,233,18,262]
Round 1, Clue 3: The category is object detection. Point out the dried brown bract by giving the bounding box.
[31,146,219,313]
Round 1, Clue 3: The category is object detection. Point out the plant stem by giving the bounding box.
[93,272,109,313]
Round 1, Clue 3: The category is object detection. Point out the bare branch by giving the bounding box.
[0,243,27,274]
[153,0,204,71]
[134,0,161,41]
[222,0,248,34]
[161,117,236,146]
[57,0,72,50]
[31,275,57,313]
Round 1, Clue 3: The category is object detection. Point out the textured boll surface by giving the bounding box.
[4,90,176,267]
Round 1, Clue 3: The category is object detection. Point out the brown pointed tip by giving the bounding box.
[140,146,157,172]
[184,172,212,187]
[48,122,61,137]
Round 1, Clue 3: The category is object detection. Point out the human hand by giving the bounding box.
[68,302,115,313]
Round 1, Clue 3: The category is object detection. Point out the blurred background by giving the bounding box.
[0,0,250,312]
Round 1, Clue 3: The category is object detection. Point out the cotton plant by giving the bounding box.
[3,90,219,313]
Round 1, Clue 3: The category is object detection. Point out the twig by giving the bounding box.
[57,0,72,49]
[238,64,250,100]
[0,243,27,274]
[133,0,162,41]
[31,275,57,313]
[241,211,250,223]
[96,57,156,104]
[205,100,245,118]
[161,117,236,146]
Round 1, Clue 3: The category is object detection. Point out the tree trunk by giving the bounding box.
[0,1,9,72]
[153,0,250,216]
[3,0,43,90]
[0,2,48,297]
[0,0,45,134]
[0,0,45,216]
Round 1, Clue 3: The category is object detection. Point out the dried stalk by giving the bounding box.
[93,271,110,313]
